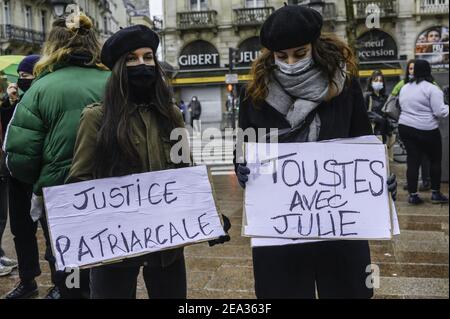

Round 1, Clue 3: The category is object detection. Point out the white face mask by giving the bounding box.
[372,82,384,92]
[275,55,314,75]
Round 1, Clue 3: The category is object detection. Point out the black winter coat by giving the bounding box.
[0,94,20,138]
[235,78,375,299]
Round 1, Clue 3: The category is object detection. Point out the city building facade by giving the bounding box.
[160,0,449,123]
[124,0,154,27]
[0,0,131,55]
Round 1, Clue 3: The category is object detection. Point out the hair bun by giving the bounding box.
[78,15,93,30]
[66,13,93,32]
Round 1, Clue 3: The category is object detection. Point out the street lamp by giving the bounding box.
[49,0,74,18]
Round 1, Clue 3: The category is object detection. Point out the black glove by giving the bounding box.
[208,214,231,247]
[236,163,250,189]
[387,174,398,202]
[368,112,384,124]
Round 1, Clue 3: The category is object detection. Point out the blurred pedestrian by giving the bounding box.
[3,14,110,299]
[392,60,415,96]
[1,55,42,298]
[67,25,190,299]
[189,96,202,127]
[235,5,397,299]
[398,59,449,205]
[364,70,394,148]
[179,99,187,122]
[393,60,432,191]
[0,119,12,278]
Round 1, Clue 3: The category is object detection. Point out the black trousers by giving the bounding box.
[399,124,442,194]
[90,256,187,299]
[420,155,431,184]
[8,177,41,282]
[0,175,7,257]
[252,241,374,299]
[191,116,200,127]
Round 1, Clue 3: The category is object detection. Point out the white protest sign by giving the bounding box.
[43,166,225,271]
[244,139,394,241]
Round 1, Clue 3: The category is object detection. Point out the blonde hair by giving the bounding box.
[34,14,103,76]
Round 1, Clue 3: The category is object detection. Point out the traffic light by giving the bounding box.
[227,84,233,93]
[229,47,239,71]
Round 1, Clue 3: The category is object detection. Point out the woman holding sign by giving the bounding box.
[235,5,397,299]
[67,25,229,299]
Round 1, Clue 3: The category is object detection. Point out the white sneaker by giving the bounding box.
[0,256,18,269]
[0,264,13,277]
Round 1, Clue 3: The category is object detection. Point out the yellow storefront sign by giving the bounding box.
[170,69,403,86]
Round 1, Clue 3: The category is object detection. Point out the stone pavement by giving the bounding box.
[0,162,448,299]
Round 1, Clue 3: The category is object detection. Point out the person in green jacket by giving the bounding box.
[392,59,416,97]
[3,14,109,299]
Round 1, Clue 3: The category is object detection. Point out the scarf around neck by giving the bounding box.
[265,64,347,142]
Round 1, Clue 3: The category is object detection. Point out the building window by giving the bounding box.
[103,16,109,34]
[424,0,447,5]
[25,6,33,29]
[3,0,11,25]
[41,10,47,33]
[190,0,208,11]
[245,0,266,8]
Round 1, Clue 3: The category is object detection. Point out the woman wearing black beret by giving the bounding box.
[235,5,397,299]
[66,25,190,299]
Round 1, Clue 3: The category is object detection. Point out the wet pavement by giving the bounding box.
[0,161,448,299]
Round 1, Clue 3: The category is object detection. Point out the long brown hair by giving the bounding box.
[34,15,103,76]
[247,33,358,104]
[93,54,184,178]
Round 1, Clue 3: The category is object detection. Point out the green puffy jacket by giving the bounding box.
[4,63,110,195]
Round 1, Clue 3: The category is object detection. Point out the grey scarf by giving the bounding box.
[266,65,346,142]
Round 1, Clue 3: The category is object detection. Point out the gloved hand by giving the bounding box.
[387,174,398,202]
[236,163,250,189]
[368,112,384,124]
[208,214,231,247]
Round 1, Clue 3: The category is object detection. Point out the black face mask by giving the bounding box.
[17,78,33,93]
[127,64,157,104]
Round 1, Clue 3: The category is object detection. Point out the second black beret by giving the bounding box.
[260,5,323,51]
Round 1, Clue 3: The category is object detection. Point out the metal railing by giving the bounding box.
[233,7,274,27]
[177,10,218,31]
[353,0,398,19]
[0,24,45,45]
[417,0,449,14]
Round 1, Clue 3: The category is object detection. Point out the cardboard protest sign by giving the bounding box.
[243,137,397,242]
[43,166,226,271]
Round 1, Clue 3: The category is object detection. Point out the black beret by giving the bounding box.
[260,5,323,51]
[101,24,160,69]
